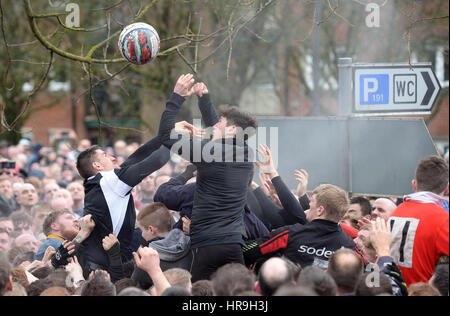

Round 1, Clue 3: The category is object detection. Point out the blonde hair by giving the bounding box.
[313,184,349,223]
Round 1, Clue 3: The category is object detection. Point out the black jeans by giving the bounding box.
[190,243,245,282]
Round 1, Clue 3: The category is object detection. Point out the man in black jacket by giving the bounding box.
[76,138,170,274]
[243,183,356,270]
[158,74,258,281]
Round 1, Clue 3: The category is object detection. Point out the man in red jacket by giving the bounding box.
[389,155,449,286]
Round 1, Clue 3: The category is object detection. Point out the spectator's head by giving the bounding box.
[118,287,150,296]
[154,174,171,191]
[53,189,73,209]
[50,197,71,212]
[26,278,54,296]
[76,145,116,179]
[213,105,258,141]
[31,202,52,235]
[0,218,13,234]
[408,282,441,296]
[10,212,33,235]
[40,286,71,296]
[161,285,192,296]
[307,184,349,223]
[13,234,39,253]
[371,198,397,221]
[114,278,138,295]
[43,182,60,203]
[273,285,318,296]
[43,210,78,240]
[139,174,156,198]
[211,263,255,296]
[113,140,127,157]
[0,251,12,296]
[0,175,13,199]
[191,280,214,296]
[297,266,337,296]
[429,264,448,296]
[80,273,116,296]
[354,224,378,264]
[3,282,27,296]
[348,196,372,218]
[355,272,393,296]
[413,155,449,195]
[257,257,297,296]
[16,183,39,212]
[137,202,171,241]
[67,182,84,205]
[163,268,192,292]
[11,251,35,268]
[77,139,92,153]
[327,249,364,295]
[0,228,11,252]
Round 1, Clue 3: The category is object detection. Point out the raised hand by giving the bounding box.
[191,82,209,97]
[79,214,95,234]
[175,121,205,139]
[255,144,278,178]
[182,216,191,236]
[102,233,119,252]
[133,246,161,275]
[174,74,196,97]
[295,169,309,197]
[369,217,392,258]
[65,256,85,288]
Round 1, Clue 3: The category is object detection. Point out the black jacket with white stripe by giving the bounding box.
[81,138,170,270]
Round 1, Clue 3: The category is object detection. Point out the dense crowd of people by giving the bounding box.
[0,75,448,297]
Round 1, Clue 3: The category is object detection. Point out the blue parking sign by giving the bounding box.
[360,74,389,105]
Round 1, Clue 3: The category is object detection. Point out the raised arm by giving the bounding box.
[120,137,166,169]
[255,144,307,225]
[158,74,196,149]
[192,82,219,127]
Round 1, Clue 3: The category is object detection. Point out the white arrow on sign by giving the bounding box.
[353,63,441,114]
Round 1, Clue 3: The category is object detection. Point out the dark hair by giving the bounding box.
[218,105,258,140]
[258,257,297,296]
[191,280,214,296]
[350,196,372,216]
[297,266,337,296]
[355,272,393,296]
[430,264,448,296]
[415,155,449,194]
[161,285,192,296]
[274,285,318,296]
[118,287,150,296]
[76,145,102,179]
[31,266,53,280]
[211,263,255,296]
[10,212,32,231]
[26,278,54,296]
[327,249,364,294]
[115,278,138,295]
[12,251,35,268]
[80,273,116,296]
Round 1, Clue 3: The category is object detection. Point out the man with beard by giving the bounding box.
[34,210,94,260]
